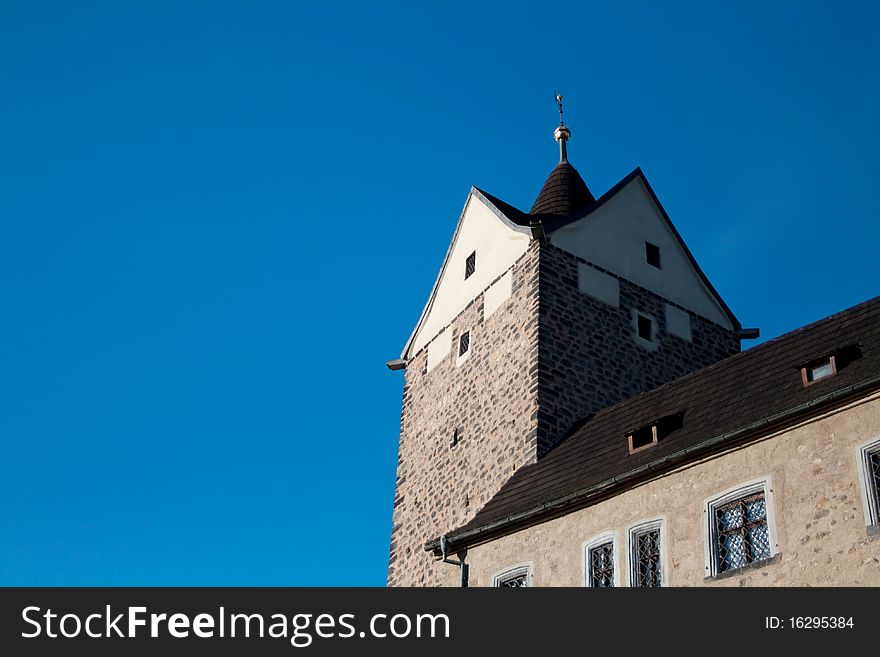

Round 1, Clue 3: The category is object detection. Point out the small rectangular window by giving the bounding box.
[637,314,652,341]
[645,242,661,268]
[632,526,662,587]
[459,331,470,356]
[628,425,657,453]
[465,251,476,279]
[627,413,683,455]
[587,542,615,587]
[802,355,836,385]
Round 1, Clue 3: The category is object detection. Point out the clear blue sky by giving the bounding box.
[1,2,877,585]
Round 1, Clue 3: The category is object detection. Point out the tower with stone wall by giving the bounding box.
[386,106,748,586]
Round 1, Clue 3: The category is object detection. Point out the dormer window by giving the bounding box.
[465,251,476,280]
[627,413,684,454]
[645,242,661,269]
[629,425,657,453]
[798,345,860,387]
[801,355,837,386]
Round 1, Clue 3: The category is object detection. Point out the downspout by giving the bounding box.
[438,535,469,587]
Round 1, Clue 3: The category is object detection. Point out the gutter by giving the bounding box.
[425,374,880,554]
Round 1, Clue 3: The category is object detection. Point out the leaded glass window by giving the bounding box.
[464,251,476,279]
[588,542,614,587]
[861,441,880,526]
[498,573,527,587]
[494,565,530,587]
[633,528,662,587]
[870,451,880,510]
[714,492,771,573]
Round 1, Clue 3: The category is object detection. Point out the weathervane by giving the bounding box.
[555,92,565,126]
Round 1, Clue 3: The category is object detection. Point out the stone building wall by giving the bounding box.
[387,244,542,586]
[536,244,741,454]
[388,240,743,586]
[464,392,880,587]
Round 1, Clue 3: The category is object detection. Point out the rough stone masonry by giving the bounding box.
[388,239,741,586]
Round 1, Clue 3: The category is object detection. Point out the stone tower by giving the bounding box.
[386,105,747,586]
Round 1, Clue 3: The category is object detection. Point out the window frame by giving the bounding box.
[582,531,620,588]
[855,435,880,532]
[703,477,779,578]
[458,330,470,356]
[801,355,837,386]
[631,309,658,350]
[492,562,533,587]
[645,241,661,269]
[455,330,471,366]
[628,425,658,454]
[464,251,476,280]
[627,517,667,587]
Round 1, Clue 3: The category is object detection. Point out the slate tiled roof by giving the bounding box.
[429,296,880,551]
[529,161,595,216]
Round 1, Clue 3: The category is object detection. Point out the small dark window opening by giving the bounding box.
[451,426,461,447]
[459,331,470,356]
[465,251,476,279]
[637,314,653,341]
[645,242,661,268]
[629,425,657,453]
[628,413,684,454]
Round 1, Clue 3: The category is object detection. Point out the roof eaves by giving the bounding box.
[425,373,880,554]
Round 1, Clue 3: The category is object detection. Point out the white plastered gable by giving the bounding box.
[549,173,734,329]
[403,189,532,358]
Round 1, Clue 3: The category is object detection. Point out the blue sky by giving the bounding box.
[0,2,877,585]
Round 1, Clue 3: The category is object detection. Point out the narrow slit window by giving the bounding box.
[459,331,470,356]
[450,426,461,447]
[637,314,653,341]
[464,251,476,280]
[645,242,661,268]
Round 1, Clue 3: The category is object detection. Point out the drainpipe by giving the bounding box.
[439,535,469,587]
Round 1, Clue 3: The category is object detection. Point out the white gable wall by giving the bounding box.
[549,176,733,329]
[409,194,531,356]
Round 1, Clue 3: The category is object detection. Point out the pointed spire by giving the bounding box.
[530,94,594,216]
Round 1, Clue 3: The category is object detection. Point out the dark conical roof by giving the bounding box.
[529,161,595,216]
